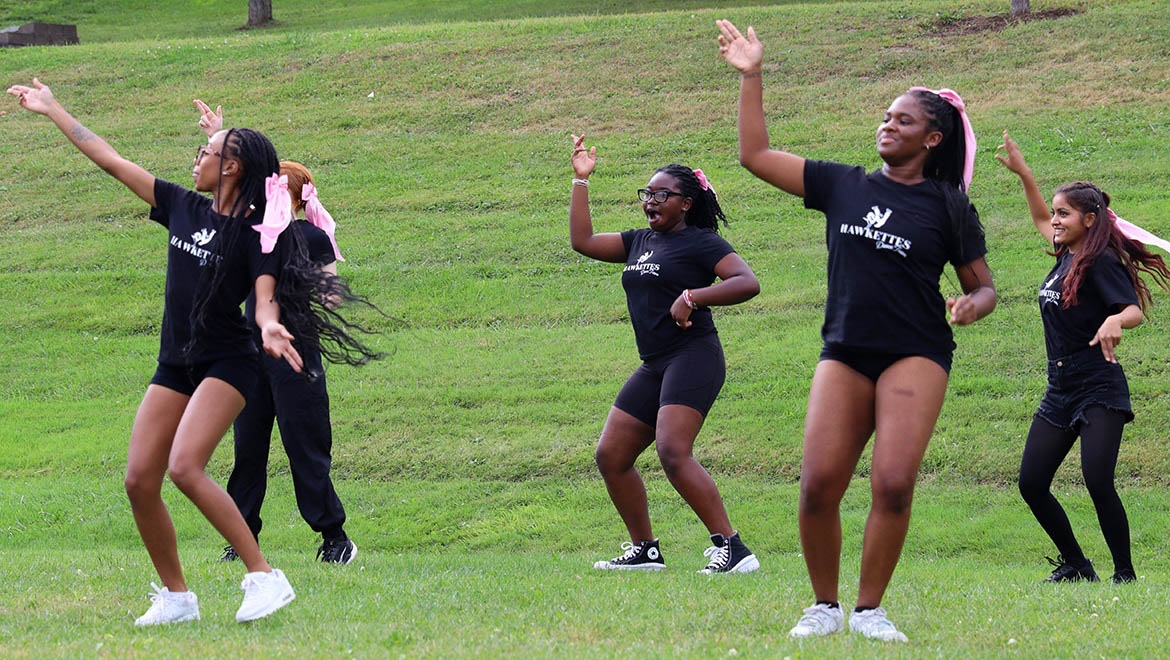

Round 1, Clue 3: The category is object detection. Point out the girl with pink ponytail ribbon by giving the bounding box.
[569,134,763,575]
[717,19,997,642]
[996,131,1170,586]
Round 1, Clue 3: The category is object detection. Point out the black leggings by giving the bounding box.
[1018,406,1132,572]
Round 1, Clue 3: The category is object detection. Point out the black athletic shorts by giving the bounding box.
[819,342,951,383]
[613,334,725,426]
[1036,346,1133,431]
[150,355,261,399]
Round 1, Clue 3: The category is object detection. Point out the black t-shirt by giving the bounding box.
[620,225,735,360]
[803,160,988,355]
[149,178,283,365]
[244,220,337,346]
[1038,250,1139,360]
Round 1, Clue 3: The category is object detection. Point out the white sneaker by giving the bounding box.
[788,603,844,638]
[849,607,908,642]
[134,582,200,626]
[235,568,296,622]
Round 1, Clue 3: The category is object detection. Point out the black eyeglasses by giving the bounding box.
[637,188,686,203]
[194,144,223,163]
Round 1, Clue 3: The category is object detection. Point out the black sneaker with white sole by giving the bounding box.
[317,537,357,565]
[593,539,665,570]
[699,532,760,574]
[218,545,240,562]
[1043,555,1099,582]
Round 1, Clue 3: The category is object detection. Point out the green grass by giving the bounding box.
[2,0,1170,655]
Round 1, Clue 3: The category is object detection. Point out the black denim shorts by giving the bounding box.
[1035,346,1133,431]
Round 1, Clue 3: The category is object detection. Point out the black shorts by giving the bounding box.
[613,334,726,426]
[150,355,261,399]
[1036,346,1134,431]
[819,342,951,383]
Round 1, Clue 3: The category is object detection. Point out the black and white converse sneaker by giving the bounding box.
[1043,555,1099,582]
[593,539,665,570]
[699,532,759,574]
[218,545,240,562]
[317,537,358,565]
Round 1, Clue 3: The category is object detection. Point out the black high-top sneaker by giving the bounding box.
[593,539,665,570]
[218,545,240,562]
[317,537,358,565]
[1111,567,1137,584]
[699,532,760,574]
[1043,555,1099,582]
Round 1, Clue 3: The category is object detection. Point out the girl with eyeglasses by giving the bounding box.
[6,79,378,625]
[568,134,762,574]
[996,132,1170,585]
[191,102,357,566]
[717,21,996,641]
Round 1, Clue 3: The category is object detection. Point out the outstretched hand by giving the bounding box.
[716,19,763,73]
[193,99,223,138]
[994,130,1030,176]
[6,77,58,115]
[570,134,597,179]
[261,322,304,372]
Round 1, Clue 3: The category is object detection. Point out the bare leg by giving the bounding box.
[125,385,190,592]
[655,404,733,537]
[856,357,947,608]
[167,377,271,574]
[595,407,656,542]
[799,361,876,603]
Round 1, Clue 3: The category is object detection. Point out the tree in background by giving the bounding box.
[247,0,273,27]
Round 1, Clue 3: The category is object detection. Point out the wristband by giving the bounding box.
[572,178,589,188]
[683,289,698,310]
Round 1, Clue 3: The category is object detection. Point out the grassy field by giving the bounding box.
[2,0,1170,655]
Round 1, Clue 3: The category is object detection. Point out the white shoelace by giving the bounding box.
[703,544,730,570]
[611,542,639,563]
[146,582,166,603]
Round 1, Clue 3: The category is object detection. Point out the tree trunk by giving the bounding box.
[1010,0,1030,15]
[247,0,273,27]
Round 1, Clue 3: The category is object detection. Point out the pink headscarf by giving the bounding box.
[1110,208,1170,254]
[253,174,293,254]
[907,87,976,193]
[692,168,717,200]
[302,182,345,262]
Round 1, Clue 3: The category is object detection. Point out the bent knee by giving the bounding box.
[124,470,163,502]
[654,443,692,475]
[871,477,916,514]
[799,474,847,515]
[166,460,207,493]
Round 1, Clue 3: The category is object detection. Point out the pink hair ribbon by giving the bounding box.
[1110,208,1170,254]
[908,86,976,193]
[302,182,345,262]
[692,168,718,200]
[252,173,293,254]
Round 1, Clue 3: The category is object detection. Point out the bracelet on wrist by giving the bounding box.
[572,178,589,188]
[741,70,762,79]
[683,289,698,310]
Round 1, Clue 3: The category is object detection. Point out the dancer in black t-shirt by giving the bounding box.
[7,79,377,625]
[717,21,997,641]
[996,132,1170,585]
[569,135,762,574]
[192,102,356,565]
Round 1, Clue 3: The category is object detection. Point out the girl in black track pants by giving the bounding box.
[997,132,1170,585]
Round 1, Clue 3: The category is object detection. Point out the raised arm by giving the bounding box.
[7,78,156,206]
[568,134,627,263]
[716,20,805,198]
[193,99,223,139]
[995,131,1054,244]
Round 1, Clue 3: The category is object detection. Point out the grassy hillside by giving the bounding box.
[2,1,1170,654]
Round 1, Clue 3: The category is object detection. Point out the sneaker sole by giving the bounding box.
[134,611,200,627]
[323,542,358,565]
[592,562,665,571]
[699,554,760,574]
[236,588,296,623]
[789,624,843,638]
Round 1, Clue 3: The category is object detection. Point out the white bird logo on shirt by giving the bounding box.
[637,250,654,264]
[191,228,217,246]
[863,206,891,229]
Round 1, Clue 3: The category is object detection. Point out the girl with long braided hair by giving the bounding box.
[718,21,997,642]
[996,132,1170,585]
[569,135,762,575]
[7,79,377,626]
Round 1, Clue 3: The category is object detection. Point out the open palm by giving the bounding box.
[6,78,57,115]
[716,20,763,73]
